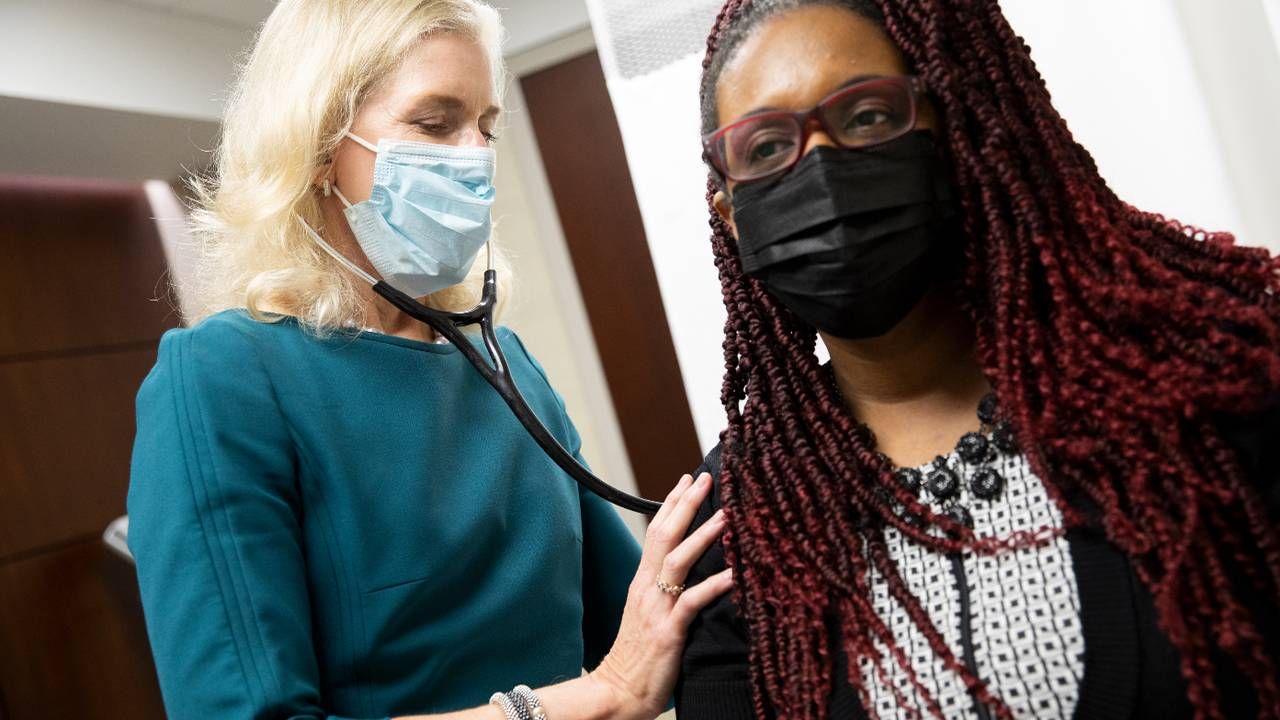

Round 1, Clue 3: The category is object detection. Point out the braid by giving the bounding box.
[700,1,1280,718]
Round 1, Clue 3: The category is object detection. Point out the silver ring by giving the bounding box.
[656,578,685,597]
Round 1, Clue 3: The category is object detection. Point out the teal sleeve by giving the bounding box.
[504,329,642,669]
[577,484,642,670]
[127,321,386,720]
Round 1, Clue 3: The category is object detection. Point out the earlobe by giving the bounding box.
[713,190,737,237]
[313,166,334,197]
[311,153,336,196]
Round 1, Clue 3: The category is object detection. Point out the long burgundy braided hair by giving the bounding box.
[698,1,1280,718]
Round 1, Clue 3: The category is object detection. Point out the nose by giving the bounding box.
[457,125,490,148]
[801,116,838,157]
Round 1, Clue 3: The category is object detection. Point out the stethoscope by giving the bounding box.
[301,216,663,514]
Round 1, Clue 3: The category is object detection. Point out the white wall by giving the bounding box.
[0,95,219,180]
[497,0,592,55]
[1168,0,1280,253]
[1268,0,1280,51]
[0,0,250,121]
[1001,1,1241,233]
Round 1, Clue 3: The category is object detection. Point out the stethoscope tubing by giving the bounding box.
[371,271,664,515]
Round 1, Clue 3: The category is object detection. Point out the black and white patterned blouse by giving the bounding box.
[862,451,1084,719]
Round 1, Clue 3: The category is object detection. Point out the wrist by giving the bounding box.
[583,667,646,720]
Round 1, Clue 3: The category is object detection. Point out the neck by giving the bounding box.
[364,288,439,342]
[824,286,990,466]
[317,197,438,344]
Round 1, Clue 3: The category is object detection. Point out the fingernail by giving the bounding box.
[711,509,726,523]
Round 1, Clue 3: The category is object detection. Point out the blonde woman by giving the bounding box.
[126,2,731,719]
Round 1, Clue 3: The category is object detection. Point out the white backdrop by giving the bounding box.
[1269,0,1280,50]
[583,0,1280,453]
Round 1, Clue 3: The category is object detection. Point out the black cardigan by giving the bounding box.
[675,411,1280,719]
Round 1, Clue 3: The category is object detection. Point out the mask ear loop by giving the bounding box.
[345,131,379,153]
[293,212,379,286]
[314,131,376,202]
[331,185,354,209]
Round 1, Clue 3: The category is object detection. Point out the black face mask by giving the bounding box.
[730,130,961,339]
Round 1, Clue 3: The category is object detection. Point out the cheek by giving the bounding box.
[334,145,377,202]
[713,190,739,238]
[917,98,941,131]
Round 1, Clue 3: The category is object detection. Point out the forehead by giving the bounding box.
[715,4,907,125]
[380,33,499,108]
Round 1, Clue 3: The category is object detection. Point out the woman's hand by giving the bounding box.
[587,472,732,720]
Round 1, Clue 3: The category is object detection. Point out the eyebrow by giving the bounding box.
[736,73,884,120]
[408,93,501,117]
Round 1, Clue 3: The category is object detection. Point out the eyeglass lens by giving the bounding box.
[717,78,915,181]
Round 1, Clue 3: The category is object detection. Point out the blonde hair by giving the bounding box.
[187,0,511,332]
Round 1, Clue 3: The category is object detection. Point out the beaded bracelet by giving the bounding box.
[512,685,547,720]
[488,690,530,720]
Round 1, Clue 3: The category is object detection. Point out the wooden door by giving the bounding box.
[521,52,703,501]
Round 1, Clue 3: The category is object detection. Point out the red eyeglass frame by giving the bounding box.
[703,75,926,183]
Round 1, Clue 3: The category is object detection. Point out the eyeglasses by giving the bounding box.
[703,75,925,183]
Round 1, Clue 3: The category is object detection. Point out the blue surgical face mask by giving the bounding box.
[328,131,497,298]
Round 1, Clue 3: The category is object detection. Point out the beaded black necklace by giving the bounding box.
[864,393,1019,529]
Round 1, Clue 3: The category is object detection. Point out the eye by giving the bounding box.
[483,131,500,144]
[742,131,795,166]
[839,100,904,137]
[850,109,890,128]
[414,120,452,136]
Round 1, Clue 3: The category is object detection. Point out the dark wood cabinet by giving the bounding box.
[0,539,164,718]
[0,176,172,719]
[0,349,158,559]
[0,177,177,359]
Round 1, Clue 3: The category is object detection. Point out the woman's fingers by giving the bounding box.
[669,568,734,627]
[650,473,692,529]
[640,473,712,576]
[636,474,693,576]
[657,509,725,587]
[655,472,713,554]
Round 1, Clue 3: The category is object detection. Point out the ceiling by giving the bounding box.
[114,0,272,28]
[110,0,593,55]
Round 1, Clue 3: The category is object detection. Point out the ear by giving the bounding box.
[312,158,334,196]
[713,189,737,237]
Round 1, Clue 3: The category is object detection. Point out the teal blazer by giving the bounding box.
[128,310,642,719]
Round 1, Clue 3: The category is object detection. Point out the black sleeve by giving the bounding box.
[1216,395,1280,519]
[1206,400,1280,719]
[675,443,759,720]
